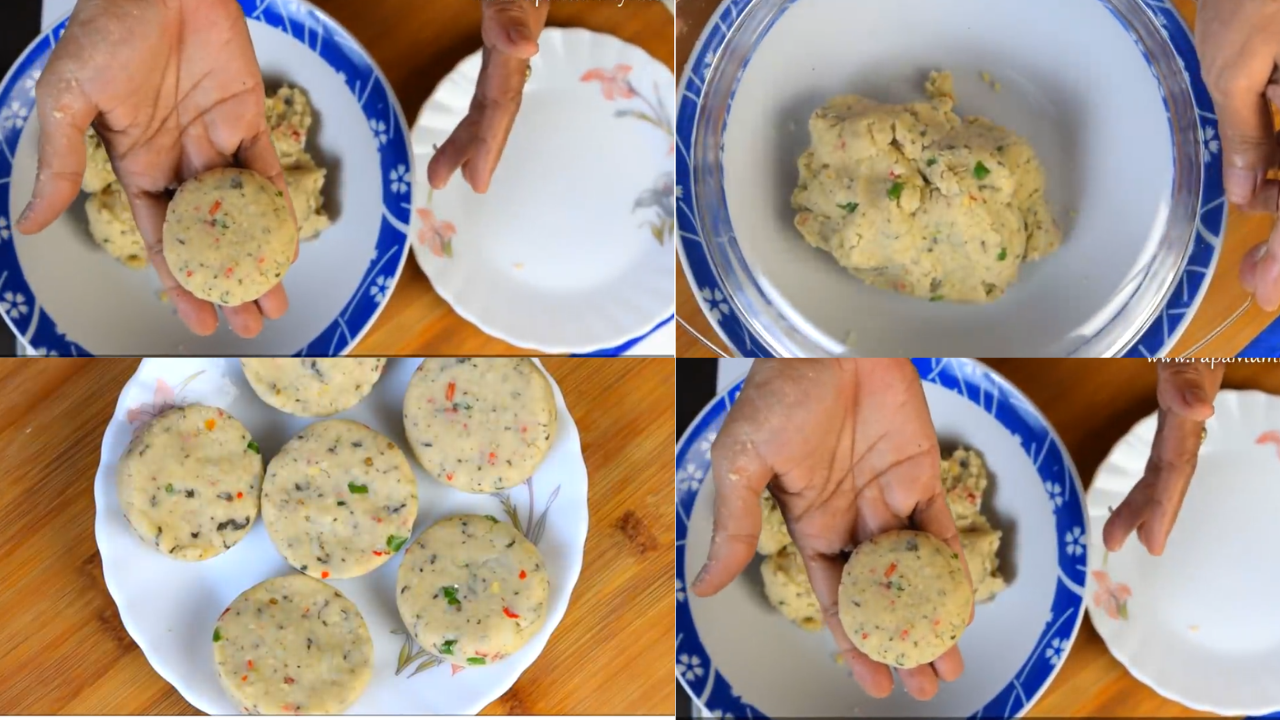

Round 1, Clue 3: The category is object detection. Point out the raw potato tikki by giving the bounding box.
[941,448,1007,602]
[116,404,263,560]
[761,543,823,631]
[262,419,417,580]
[163,167,295,306]
[86,182,148,270]
[212,573,373,714]
[403,358,557,494]
[241,358,387,418]
[396,515,551,666]
[838,529,972,668]
[792,71,1060,303]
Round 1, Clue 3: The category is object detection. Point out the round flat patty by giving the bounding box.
[262,419,418,580]
[838,529,971,668]
[212,573,373,714]
[116,404,263,561]
[402,358,556,494]
[396,515,551,666]
[241,358,386,417]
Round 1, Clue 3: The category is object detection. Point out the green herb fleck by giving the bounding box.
[887,181,904,201]
[247,440,260,454]
[926,157,938,167]
[974,161,991,180]
[441,585,461,606]
[348,482,369,494]
[213,627,223,642]
[930,295,944,302]
[387,534,409,552]
[337,500,347,506]
[996,145,1005,152]
[467,657,486,666]
[837,201,859,214]
[484,515,499,523]
[452,401,473,411]
[165,483,175,494]
[439,639,457,655]
[997,248,1008,261]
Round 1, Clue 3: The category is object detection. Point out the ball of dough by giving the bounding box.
[116,404,263,560]
[761,543,822,631]
[838,529,971,668]
[261,419,418,580]
[212,573,373,715]
[402,358,557,494]
[757,492,793,556]
[791,71,1060,303]
[396,515,551,666]
[163,167,295,306]
[241,358,386,417]
[86,181,147,270]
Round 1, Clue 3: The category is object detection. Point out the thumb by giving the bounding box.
[692,408,773,598]
[15,71,97,235]
[481,0,550,59]
[1215,81,1275,206]
[1155,361,1226,422]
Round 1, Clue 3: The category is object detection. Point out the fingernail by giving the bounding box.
[1225,167,1260,205]
[692,563,711,591]
[16,201,33,228]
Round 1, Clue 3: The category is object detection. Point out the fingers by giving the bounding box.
[897,664,941,701]
[255,283,290,321]
[121,185,219,335]
[426,115,476,191]
[931,644,965,683]
[428,46,530,193]
[1155,361,1226,420]
[481,0,550,58]
[912,491,974,624]
[16,71,98,235]
[806,550,894,699]
[236,129,295,321]
[1102,410,1204,555]
[1203,57,1276,206]
[692,401,774,597]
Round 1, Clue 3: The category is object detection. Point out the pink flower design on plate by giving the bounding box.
[580,64,636,100]
[1257,430,1280,460]
[1091,570,1132,621]
[126,378,176,427]
[416,207,456,259]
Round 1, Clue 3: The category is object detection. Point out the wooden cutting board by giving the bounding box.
[0,357,674,715]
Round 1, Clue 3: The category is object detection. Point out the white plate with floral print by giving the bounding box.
[92,357,589,715]
[1086,389,1280,716]
[408,27,675,355]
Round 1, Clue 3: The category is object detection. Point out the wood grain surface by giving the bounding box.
[673,0,1280,358]
[0,357,675,715]
[304,0,676,355]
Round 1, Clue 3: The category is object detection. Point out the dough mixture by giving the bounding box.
[241,358,387,418]
[82,86,331,270]
[261,419,418,580]
[761,543,823,631]
[838,529,972,668]
[402,358,557,494]
[396,514,551,666]
[212,573,373,715]
[942,447,1007,603]
[791,71,1061,303]
[116,404,264,561]
[163,167,295,306]
[757,492,792,556]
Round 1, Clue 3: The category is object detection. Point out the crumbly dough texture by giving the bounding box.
[838,529,972,668]
[241,358,387,418]
[116,404,263,560]
[212,573,373,715]
[86,181,148,269]
[82,129,116,195]
[262,420,418,580]
[396,515,551,666]
[757,492,792,556]
[761,543,823,631]
[941,447,1007,602]
[402,359,557,494]
[163,167,295,306]
[792,71,1061,303]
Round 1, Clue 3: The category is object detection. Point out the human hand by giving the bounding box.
[1196,0,1280,310]
[691,359,970,701]
[426,0,550,193]
[1102,361,1226,555]
[15,0,295,338]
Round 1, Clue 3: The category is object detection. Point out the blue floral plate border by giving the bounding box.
[0,0,412,356]
[674,358,1089,718]
[675,0,1226,358]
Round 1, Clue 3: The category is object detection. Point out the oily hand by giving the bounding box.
[16,0,295,339]
[427,0,550,193]
[691,359,970,702]
[1102,361,1225,555]
[1197,0,1280,310]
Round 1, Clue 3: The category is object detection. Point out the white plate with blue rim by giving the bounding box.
[1087,389,1280,715]
[0,0,412,356]
[409,27,675,356]
[93,357,589,713]
[676,358,1088,717]
[676,0,1224,358]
